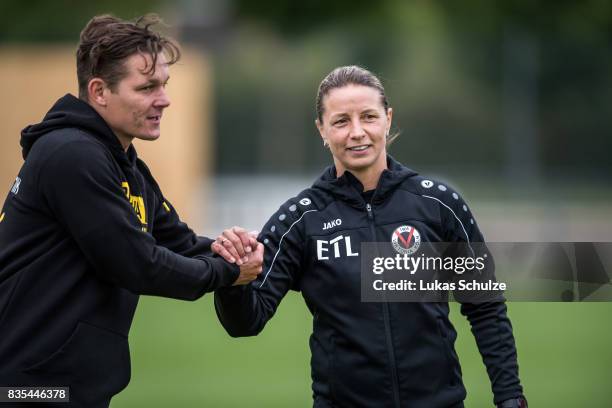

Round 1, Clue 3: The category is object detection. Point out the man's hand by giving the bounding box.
[211,226,258,266]
[233,242,264,285]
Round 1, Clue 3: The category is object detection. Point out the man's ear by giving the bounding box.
[87,78,108,107]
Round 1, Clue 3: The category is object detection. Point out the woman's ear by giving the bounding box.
[386,107,393,134]
[316,119,328,147]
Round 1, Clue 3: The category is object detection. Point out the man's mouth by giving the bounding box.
[147,115,162,121]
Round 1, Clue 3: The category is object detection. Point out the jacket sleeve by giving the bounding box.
[38,141,239,300]
[152,195,215,258]
[215,197,308,337]
[440,186,525,404]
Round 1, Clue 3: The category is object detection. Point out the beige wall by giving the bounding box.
[0,46,211,226]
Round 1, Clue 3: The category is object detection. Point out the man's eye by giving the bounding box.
[333,119,347,126]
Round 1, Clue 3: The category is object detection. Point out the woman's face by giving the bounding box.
[317,84,392,177]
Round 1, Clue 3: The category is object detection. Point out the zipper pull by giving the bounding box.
[366,203,373,220]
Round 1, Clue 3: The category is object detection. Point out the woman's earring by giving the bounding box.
[323,140,328,147]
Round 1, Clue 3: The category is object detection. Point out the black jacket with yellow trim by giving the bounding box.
[0,94,238,407]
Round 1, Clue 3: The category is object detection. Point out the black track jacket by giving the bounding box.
[0,94,239,407]
[215,157,524,408]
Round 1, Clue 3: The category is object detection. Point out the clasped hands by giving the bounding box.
[211,226,263,285]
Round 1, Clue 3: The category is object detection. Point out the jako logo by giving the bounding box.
[391,225,421,255]
[323,218,342,230]
[317,235,358,260]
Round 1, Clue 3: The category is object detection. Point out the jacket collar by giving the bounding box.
[313,155,418,208]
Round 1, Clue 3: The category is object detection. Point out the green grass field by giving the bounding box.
[112,293,612,407]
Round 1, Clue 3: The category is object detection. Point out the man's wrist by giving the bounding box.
[497,396,527,408]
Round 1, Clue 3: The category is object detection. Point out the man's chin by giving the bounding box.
[135,133,161,142]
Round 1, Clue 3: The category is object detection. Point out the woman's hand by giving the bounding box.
[211,226,259,266]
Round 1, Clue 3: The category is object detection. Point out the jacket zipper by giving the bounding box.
[366,203,401,408]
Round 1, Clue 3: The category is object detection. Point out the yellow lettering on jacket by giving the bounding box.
[121,182,147,231]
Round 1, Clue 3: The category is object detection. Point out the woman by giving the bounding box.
[213,66,527,408]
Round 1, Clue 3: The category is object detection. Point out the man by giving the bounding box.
[0,14,261,407]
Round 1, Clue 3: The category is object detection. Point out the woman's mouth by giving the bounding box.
[347,145,370,152]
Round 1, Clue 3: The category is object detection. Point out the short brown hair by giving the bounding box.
[76,14,181,100]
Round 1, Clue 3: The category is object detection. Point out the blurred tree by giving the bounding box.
[215,0,612,180]
[233,0,381,36]
[0,0,166,42]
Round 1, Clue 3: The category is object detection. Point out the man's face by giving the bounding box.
[100,53,171,147]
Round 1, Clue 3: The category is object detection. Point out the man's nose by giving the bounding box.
[155,88,171,108]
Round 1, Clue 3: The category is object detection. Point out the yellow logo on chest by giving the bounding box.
[121,182,147,231]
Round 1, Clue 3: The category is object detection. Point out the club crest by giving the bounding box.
[391,225,421,255]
